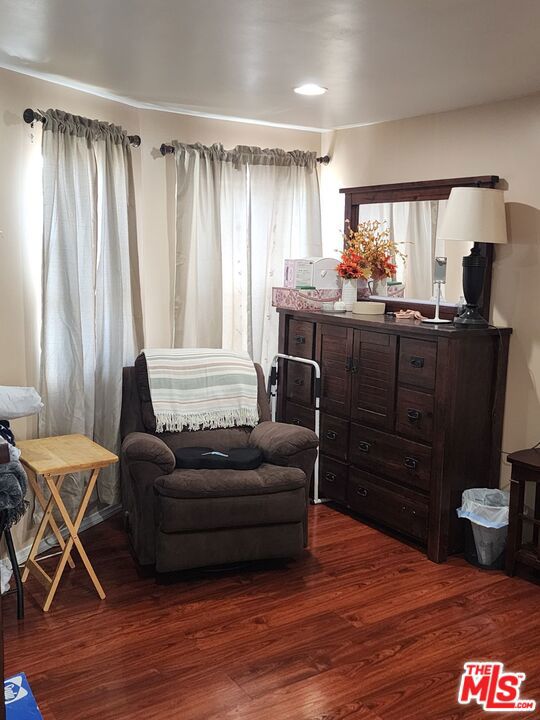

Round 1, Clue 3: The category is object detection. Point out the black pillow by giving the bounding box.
[174,447,263,471]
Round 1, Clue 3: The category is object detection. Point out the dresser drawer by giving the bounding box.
[398,338,437,391]
[349,423,432,492]
[286,362,312,406]
[287,320,314,359]
[320,456,348,503]
[321,414,349,461]
[284,402,315,430]
[396,387,434,443]
[347,468,428,542]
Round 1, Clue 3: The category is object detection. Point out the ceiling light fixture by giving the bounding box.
[294,83,327,96]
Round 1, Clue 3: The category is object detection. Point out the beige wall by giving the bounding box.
[320,93,540,485]
[0,66,319,551]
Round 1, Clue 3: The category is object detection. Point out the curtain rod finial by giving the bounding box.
[129,135,141,148]
[23,108,38,124]
[160,143,175,156]
[316,155,330,165]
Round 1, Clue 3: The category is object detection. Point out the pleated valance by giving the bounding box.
[171,141,317,171]
[41,108,131,147]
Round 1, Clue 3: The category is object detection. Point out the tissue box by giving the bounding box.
[284,257,339,290]
[272,287,341,312]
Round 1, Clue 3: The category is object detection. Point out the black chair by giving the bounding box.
[0,513,23,620]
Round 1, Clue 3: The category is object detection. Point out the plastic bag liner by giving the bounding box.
[456,488,509,529]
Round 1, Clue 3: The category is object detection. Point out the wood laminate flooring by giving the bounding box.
[3,505,540,719]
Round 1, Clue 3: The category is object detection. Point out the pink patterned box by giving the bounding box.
[272,286,341,312]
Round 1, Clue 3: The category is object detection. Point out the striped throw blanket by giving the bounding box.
[142,349,259,433]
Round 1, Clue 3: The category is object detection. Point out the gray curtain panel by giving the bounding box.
[172,142,322,372]
[39,109,144,514]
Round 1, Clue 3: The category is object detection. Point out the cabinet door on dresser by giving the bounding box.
[316,323,353,418]
[351,330,398,431]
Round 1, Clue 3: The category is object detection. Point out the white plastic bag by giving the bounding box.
[456,488,509,529]
[0,386,43,420]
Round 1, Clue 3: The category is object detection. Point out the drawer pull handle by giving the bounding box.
[345,357,353,372]
[325,472,336,483]
[407,408,421,423]
[295,335,306,345]
[358,441,371,453]
[291,418,301,426]
[410,356,425,369]
[404,456,418,471]
[325,430,337,441]
[294,378,304,386]
[356,487,368,497]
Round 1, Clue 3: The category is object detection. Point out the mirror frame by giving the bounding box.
[340,175,500,320]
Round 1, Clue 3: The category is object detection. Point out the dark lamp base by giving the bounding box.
[454,304,488,328]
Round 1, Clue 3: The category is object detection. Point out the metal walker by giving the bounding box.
[268,354,326,504]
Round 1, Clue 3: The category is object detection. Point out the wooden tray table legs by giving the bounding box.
[22,468,106,612]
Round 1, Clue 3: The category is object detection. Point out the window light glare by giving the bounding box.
[294,83,327,96]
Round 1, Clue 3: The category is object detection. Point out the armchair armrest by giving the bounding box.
[249,421,318,465]
[121,432,176,474]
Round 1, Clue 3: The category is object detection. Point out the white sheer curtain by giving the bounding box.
[172,143,322,371]
[393,200,433,299]
[247,150,321,369]
[40,110,143,512]
[358,200,434,298]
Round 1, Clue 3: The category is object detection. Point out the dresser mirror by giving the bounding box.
[340,176,499,320]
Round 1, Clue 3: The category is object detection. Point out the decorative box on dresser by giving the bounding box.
[277,308,512,562]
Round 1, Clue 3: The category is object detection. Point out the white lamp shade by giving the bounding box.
[437,187,507,245]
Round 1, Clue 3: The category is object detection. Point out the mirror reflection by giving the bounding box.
[357,201,472,303]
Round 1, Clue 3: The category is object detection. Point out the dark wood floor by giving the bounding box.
[3,505,540,720]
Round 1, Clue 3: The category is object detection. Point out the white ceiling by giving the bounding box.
[1,0,540,131]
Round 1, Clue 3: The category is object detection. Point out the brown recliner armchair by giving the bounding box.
[120,357,318,573]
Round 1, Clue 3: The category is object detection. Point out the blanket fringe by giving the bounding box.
[155,407,259,434]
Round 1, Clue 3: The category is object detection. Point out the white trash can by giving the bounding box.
[456,488,509,568]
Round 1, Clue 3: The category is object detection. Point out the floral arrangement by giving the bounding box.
[338,219,404,280]
[336,239,371,280]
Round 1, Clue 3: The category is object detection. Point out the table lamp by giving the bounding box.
[437,187,507,328]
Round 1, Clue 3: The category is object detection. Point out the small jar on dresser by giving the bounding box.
[276,308,512,562]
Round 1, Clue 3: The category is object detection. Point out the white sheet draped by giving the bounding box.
[172,143,322,371]
[40,110,143,513]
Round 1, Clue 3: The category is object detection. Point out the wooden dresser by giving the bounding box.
[277,308,512,562]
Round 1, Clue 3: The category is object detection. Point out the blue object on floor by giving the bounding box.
[4,673,42,719]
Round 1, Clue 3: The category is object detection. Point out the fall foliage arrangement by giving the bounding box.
[337,219,404,281]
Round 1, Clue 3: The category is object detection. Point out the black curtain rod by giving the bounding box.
[159,143,330,164]
[23,108,141,148]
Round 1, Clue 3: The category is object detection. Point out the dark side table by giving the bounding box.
[506,448,540,576]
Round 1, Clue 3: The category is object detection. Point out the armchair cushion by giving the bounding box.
[154,463,306,500]
[249,421,318,465]
[122,432,176,474]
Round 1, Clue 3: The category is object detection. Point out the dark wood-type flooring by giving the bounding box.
[3,505,540,719]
